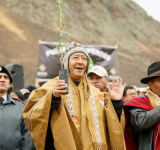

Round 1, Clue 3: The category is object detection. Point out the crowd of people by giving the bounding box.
[0,41,160,150]
[7,85,35,105]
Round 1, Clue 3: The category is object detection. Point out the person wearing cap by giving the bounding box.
[123,61,160,150]
[87,66,126,125]
[9,89,24,100]
[22,42,126,150]
[0,65,33,150]
[87,66,109,92]
[20,88,30,105]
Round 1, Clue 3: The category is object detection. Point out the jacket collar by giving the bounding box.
[3,93,16,105]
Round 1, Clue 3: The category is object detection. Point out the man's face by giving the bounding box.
[88,73,109,92]
[69,52,88,81]
[125,89,137,101]
[0,73,11,94]
[148,77,160,97]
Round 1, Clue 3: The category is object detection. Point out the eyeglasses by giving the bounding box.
[70,56,87,62]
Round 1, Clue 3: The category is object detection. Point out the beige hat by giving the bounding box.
[87,66,108,77]
[20,89,30,95]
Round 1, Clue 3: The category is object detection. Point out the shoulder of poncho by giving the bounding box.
[34,76,59,95]
[48,76,59,85]
[42,76,59,87]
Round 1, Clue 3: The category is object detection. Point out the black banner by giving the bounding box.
[37,41,118,82]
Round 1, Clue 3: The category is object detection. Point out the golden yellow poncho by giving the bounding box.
[23,76,126,150]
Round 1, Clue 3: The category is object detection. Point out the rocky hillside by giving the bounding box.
[0,0,160,87]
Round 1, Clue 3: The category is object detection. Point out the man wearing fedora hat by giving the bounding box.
[0,65,33,150]
[123,61,160,150]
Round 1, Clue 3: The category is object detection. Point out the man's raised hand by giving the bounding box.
[107,76,126,100]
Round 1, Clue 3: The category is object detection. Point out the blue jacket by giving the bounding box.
[0,94,33,150]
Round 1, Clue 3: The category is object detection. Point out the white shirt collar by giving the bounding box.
[2,94,7,102]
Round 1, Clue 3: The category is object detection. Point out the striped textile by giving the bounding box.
[123,95,160,150]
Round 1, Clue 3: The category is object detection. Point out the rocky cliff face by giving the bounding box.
[0,0,160,87]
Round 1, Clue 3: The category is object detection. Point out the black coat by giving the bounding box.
[128,106,160,150]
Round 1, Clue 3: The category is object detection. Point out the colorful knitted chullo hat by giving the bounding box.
[63,42,89,73]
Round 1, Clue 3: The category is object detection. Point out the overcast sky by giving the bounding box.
[131,0,160,22]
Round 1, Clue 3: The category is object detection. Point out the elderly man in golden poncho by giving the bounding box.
[23,42,126,150]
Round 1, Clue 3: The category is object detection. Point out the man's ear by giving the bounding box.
[106,77,109,82]
[10,83,14,89]
[106,78,110,86]
[148,81,152,90]
[9,83,11,88]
